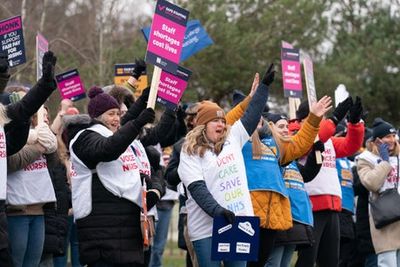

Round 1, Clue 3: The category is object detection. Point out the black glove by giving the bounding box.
[137,87,150,105]
[0,51,9,74]
[132,59,147,79]
[141,172,166,197]
[313,140,325,153]
[215,206,235,224]
[146,190,160,210]
[176,105,186,122]
[133,108,155,128]
[261,63,275,86]
[348,96,363,124]
[42,51,57,82]
[141,172,166,210]
[330,96,352,125]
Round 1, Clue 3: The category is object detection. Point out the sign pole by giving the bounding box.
[302,52,322,163]
[147,66,162,109]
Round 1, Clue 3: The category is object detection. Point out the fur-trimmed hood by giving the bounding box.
[61,114,93,147]
[103,85,135,108]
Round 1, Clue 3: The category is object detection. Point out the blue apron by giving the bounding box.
[283,161,314,226]
[336,158,354,213]
[242,137,288,197]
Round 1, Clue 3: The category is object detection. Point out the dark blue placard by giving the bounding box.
[142,20,213,62]
[211,216,260,261]
[0,16,26,67]
[154,0,189,26]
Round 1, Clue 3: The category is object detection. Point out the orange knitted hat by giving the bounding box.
[195,101,225,126]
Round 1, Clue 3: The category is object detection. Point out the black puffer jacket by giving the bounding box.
[274,222,314,248]
[42,153,70,256]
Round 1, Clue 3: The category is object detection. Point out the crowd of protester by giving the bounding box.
[0,49,399,267]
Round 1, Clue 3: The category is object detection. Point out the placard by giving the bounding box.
[0,16,26,67]
[56,69,86,101]
[156,66,191,109]
[145,0,189,73]
[211,216,260,261]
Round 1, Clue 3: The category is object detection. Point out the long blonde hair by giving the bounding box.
[183,124,230,157]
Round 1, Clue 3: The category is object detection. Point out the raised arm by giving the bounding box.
[240,64,275,135]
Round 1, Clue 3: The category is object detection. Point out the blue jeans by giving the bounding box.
[192,237,246,267]
[149,206,174,267]
[7,215,45,267]
[377,250,400,267]
[265,245,296,267]
[53,216,82,267]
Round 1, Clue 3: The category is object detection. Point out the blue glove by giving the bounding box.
[378,143,390,162]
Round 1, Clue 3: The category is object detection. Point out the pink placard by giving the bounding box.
[56,69,86,101]
[282,60,302,91]
[156,66,191,109]
[0,16,21,36]
[158,72,187,104]
[36,33,48,81]
[148,14,186,64]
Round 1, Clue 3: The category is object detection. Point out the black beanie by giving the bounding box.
[296,101,309,121]
[372,117,396,140]
[232,90,246,107]
[267,113,288,124]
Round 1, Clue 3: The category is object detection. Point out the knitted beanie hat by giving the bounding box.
[372,117,396,140]
[87,86,120,118]
[232,90,246,107]
[196,101,225,126]
[266,113,288,124]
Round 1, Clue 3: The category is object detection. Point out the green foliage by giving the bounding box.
[318,2,400,127]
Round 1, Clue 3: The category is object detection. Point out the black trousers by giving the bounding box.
[296,210,340,267]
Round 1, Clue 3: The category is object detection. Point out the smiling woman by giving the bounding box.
[66,86,161,266]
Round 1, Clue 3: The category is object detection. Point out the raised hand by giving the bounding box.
[309,95,332,117]
[42,51,57,82]
[261,63,275,86]
[134,107,155,128]
[330,96,352,125]
[249,73,259,97]
[131,59,147,79]
[348,96,363,124]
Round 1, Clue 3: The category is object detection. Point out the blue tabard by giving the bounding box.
[242,137,288,197]
[336,158,354,213]
[283,161,313,226]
